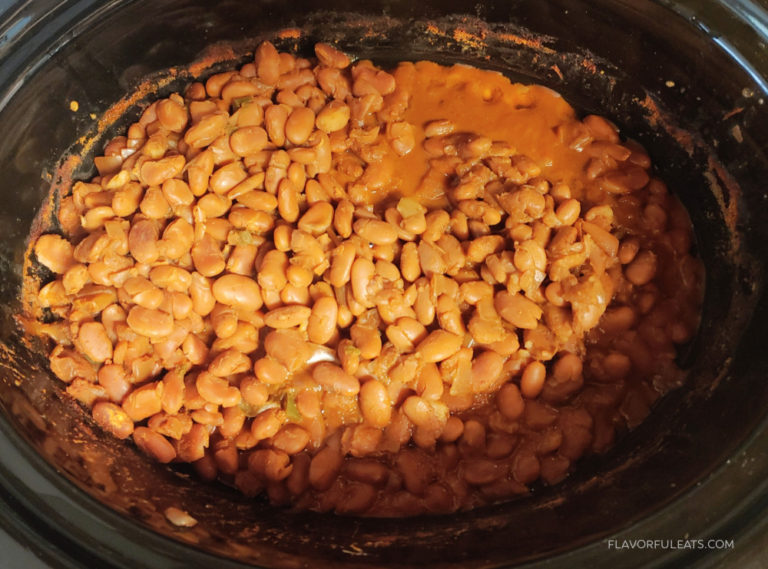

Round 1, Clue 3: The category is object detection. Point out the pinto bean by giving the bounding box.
[625,250,658,286]
[416,330,463,363]
[308,296,338,344]
[264,305,312,328]
[315,43,350,68]
[76,321,113,362]
[128,219,160,264]
[353,218,398,245]
[212,274,263,311]
[313,362,360,395]
[122,382,163,422]
[191,233,226,277]
[298,202,334,235]
[92,402,134,439]
[495,291,543,330]
[285,106,316,145]
[126,306,173,338]
[521,360,546,398]
[309,444,343,491]
[196,371,241,406]
[264,329,313,372]
[359,379,392,428]
[35,234,75,273]
[134,427,176,463]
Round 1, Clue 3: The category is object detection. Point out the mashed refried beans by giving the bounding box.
[29,41,703,516]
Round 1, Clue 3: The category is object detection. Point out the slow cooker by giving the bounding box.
[1,0,768,567]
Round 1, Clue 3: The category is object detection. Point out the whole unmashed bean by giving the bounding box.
[29,39,703,517]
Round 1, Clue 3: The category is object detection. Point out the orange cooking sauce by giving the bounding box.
[373,61,588,207]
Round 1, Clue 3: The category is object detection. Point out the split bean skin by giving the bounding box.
[31,41,702,517]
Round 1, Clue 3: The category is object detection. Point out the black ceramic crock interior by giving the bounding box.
[1,0,768,567]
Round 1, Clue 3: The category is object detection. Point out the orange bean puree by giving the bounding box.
[344,61,588,208]
[400,62,586,203]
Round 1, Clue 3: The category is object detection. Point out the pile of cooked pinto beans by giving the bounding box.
[31,41,702,515]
